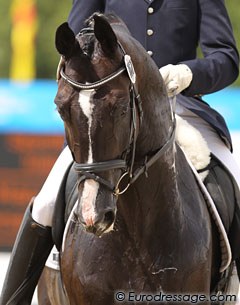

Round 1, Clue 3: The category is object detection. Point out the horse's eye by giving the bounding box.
[95,87,110,99]
[121,106,128,117]
[55,104,70,121]
[112,103,129,118]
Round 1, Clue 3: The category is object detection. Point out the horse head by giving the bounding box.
[54,13,173,237]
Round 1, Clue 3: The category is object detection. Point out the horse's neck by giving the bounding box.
[136,58,173,156]
[118,42,181,239]
[130,58,178,223]
[118,143,180,237]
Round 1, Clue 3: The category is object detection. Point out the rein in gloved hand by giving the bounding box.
[159,64,193,97]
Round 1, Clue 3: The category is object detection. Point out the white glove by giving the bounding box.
[159,64,193,97]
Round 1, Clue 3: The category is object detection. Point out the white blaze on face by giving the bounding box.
[81,179,99,226]
[78,89,99,226]
[78,89,95,163]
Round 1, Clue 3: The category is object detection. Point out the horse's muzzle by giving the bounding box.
[83,208,116,237]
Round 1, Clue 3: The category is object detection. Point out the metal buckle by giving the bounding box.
[114,171,132,196]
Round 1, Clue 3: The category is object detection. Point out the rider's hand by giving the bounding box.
[159,64,193,97]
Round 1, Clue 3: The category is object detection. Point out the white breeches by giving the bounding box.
[32,146,73,226]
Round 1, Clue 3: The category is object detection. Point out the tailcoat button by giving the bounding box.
[147,29,154,36]
[148,7,154,14]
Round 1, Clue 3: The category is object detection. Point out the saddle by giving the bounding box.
[52,161,78,252]
[205,155,240,262]
[175,115,240,270]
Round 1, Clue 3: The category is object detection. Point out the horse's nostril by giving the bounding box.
[104,211,115,225]
[86,225,97,234]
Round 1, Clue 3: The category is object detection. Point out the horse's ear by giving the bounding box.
[93,14,118,56]
[55,22,80,58]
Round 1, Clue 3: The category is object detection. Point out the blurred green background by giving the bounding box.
[0,0,71,80]
[0,0,239,83]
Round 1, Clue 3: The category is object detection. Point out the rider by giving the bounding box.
[1,1,240,304]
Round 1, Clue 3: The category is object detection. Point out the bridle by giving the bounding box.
[59,28,176,196]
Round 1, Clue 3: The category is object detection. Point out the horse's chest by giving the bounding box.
[62,222,211,304]
[69,254,188,305]
[69,242,184,300]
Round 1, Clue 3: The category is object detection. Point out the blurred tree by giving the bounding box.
[36,0,71,79]
[0,0,71,79]
[225,0,240,86]
[0,1,11,78]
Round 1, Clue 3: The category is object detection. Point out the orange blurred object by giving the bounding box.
[10,0,38,81]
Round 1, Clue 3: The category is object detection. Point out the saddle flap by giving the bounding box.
[52,161,75,251]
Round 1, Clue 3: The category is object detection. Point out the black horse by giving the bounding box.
[39,13,224,305]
